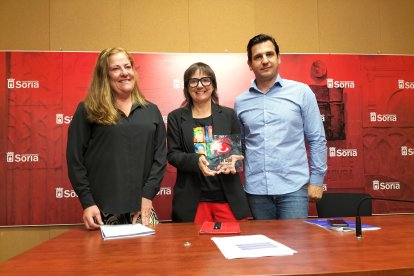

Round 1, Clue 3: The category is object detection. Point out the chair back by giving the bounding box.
[316,193,372,218]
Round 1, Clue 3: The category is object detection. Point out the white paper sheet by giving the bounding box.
[211,234,297,259]
[100,223,155,240]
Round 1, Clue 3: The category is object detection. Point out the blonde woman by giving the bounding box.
[66,47,166,230]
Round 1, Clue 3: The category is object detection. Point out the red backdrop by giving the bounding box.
[1,52,414,226]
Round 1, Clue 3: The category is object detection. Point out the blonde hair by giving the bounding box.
[84,47,147,125]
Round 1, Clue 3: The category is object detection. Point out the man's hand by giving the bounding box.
[308,184,323,202]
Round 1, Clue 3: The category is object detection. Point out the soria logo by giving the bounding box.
[369,112,397,122]
[7,78,40,89]
[329,147,357,157]
[327,78,355,89]
[320,114,325,122]
[157,187,172,196]
[398,79,414,89]
[56,114,73,124]
[401,146,414,156]
[6,152,39,162]
[55,188,78,198]
[372,180,401,190]
[6,152,14,162]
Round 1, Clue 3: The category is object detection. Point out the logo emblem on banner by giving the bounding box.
[373,180,401,190]
[55,188,78,198]
[56,188,64,198]
[6,152,39,162]
[373,180,380,190]
[401,146,414,156]
[327,78,355,89]
[56,114,72,124]
[7,152,14,162]
[398,79,414,89]
[56,114,64,124]
[7,78,39,89]
[398,80,405,89]
[329,147,357,157]
[157,187,172,196]
[7,79,15,89]
[370,112,397,122]
[370,112,377,122]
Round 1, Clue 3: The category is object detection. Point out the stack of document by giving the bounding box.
[100,223,155,240]
[212,234,297,259]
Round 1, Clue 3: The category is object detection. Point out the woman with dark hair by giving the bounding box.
[66,47,166,229]
[167,62,250,223]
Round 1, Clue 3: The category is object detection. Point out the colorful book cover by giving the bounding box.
[206,134,243,172]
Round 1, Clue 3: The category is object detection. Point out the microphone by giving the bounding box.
[356,196,414,239]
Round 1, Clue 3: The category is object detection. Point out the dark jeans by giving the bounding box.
[246,185,309,220]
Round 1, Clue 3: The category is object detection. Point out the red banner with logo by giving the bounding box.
[1,52,414,226]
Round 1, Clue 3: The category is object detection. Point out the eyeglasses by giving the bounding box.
[188,77,211,88]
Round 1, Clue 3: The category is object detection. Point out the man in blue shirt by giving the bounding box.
[235,34,327,219]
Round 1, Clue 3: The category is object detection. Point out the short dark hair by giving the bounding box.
[247,34,280,62]
[181,62,219,107]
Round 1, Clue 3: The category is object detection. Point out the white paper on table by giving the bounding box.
[100,223,155,240]
[211,234,297,259]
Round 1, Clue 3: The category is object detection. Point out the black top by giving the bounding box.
[193,116,226,202]
[66,102,167,215]
[167,104,250,222]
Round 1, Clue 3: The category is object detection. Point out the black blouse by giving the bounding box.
[66,102,166,214]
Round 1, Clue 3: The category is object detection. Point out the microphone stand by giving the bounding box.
[356,197,414,239]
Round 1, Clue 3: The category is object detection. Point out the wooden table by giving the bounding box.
[1,215,413,275]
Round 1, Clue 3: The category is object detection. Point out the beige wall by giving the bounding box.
[1,0,414,263]
[1,0,414,54]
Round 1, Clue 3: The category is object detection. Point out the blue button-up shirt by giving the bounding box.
[235,75,327,195]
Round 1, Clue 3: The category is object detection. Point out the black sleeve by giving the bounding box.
[66,102,95,209]
[229,108,241,135]
[167,110,200,172]
[142,104,167,200]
